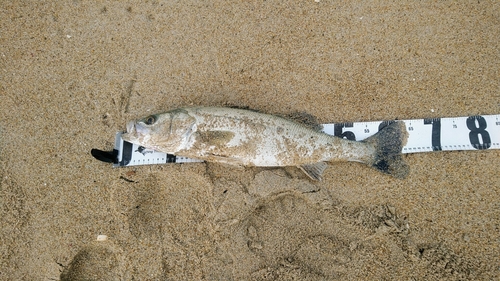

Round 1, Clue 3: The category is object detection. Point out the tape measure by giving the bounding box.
[90,114,499,167]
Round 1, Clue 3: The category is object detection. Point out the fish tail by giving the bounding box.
[362,121,410,179]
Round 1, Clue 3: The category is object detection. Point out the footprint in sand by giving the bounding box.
[244,192,358,279]
[60,238,124,281]
[126,170,217,279]
[211,170,362,279]
[213,170,476,280]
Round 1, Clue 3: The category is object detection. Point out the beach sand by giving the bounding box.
[1,1,499,280]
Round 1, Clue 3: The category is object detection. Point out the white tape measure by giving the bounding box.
[323,114,500,153]
[92,114,499,167]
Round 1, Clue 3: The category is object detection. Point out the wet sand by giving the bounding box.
[1,1,499,280]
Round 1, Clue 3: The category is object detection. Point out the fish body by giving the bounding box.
[122,107,409,180]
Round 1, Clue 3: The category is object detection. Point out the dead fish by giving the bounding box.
[122,107,409,180]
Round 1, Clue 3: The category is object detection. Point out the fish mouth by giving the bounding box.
[123,121,150,146]
[126,121,136,134]
[122,121,139,143]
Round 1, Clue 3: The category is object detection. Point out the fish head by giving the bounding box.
[122,109,197,153]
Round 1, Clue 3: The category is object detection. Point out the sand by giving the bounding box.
[1,1,499,280]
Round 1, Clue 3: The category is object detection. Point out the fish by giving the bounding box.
[122,106,409,180]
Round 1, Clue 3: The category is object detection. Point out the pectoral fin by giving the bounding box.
[196,130,235,146]
[299,162,328,181]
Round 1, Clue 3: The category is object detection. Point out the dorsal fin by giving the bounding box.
[286,112,324,131]
[298,162,328,181]
[222,103,261,112]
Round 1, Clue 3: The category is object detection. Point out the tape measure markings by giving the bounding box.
[114,114,499,167]
[322,115,499,153]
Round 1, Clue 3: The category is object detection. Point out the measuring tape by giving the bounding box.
[90,114,499,167]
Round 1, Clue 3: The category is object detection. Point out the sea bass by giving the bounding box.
[122,107,409,180]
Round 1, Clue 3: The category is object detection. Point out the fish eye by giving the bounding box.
[144,115,157,125]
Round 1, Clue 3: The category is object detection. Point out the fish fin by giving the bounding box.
[223,104,261,112]
[286,112,324,131]
[196,130,235,146]
[362,121,410,179]
[298,162,328,181]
